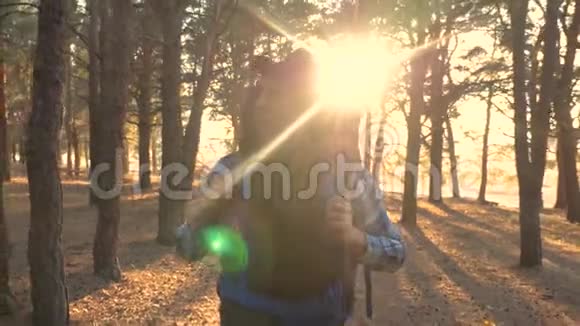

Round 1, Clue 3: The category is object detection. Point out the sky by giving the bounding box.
[195,25,577,209]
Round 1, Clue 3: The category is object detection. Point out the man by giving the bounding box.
[177,49,405,326]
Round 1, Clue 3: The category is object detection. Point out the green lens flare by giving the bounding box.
[200,226,248,273]
[210,239,223,252]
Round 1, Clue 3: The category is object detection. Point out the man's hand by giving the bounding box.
[325,196,367,258]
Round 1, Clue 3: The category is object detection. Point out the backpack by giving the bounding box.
[234,167,362,318]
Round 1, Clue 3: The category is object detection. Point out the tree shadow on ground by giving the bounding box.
[406,225,535,324]
[435,201,580,275]
[387,196,579,323]
[390,230,459,325]
[423,198,578,319]
[431,213,580,315]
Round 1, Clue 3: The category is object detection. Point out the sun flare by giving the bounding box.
[314,37,395,110]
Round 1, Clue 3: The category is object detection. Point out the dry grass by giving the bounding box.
[0,182,579,325]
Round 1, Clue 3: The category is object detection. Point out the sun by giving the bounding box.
[313,37,394,110]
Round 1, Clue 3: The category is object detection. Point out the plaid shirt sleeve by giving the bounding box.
[352,172,405,273]
[176,154,240,261]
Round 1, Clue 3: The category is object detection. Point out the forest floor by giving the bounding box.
[0,178,579,325]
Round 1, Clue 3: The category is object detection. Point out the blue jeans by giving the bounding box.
[219,300,345,326]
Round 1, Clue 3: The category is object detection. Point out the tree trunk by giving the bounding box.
[10,142,15,163]
[3,150,8,183]
[428,48,445,203]
[0,180,15,316]
[512,0,555,267]
[181,0,224,187]
[228,30,253,151]
[18,139,25,164]
[0,47,15,316]
[0,59,8,183]
[553,0,580,223]
[554,138,567,209]
[157,0,185,245]
[478,85,493,203]
[151,127,157,174]
[72,123,80,177]
[363,111,373,170]
[518,188,543,266]
[87,0,101,205]
[137,0,154,191]
[402,35,428,227]
[84,140,89,174]
[26,0,69,323]
[181,106,203,187]
[65,53,73,178]
[445,115,460,199]
[93,0,132,281]
[0,57,8,183]
[122,137,129,177]
[372,105,388,179]
[56,134,62,169]
[157,0,224,245]
[512,0,536,265]
[155,0,225,244]
[531,0,558,204]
